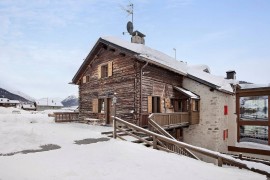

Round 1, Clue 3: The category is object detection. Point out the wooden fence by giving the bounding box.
[113,116,270,178]
[54,112,79,122]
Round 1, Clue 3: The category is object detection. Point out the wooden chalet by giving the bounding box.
[71,35,236,141]
[67,35,270,162]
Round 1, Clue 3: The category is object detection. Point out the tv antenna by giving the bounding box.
[121,2,134,35]
[121,2,134,23]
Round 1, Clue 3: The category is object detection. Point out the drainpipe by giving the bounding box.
[140,61,149,124]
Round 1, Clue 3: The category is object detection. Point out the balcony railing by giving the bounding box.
[150,112,190,127]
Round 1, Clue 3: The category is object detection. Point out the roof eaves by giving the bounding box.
[72,38,103,84]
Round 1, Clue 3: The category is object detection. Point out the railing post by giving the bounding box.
[218,157,223,167]
[238,153,243,169]
[153,135,157,149]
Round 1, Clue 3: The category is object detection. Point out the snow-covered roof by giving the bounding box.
[188,64,211,73]
[73,36,235,94]
[187,67,236,93]
[101,36,187,76]
[174,86,200,99]
[36,98,63,107]
[101,37,235,93]
[239,83,270,89]
[0,98,20,104]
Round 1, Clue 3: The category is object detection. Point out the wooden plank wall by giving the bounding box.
[78,46,139,123]
[141,64,184,114]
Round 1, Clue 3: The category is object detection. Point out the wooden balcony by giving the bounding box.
[150,111,199,128]
[54,112,79,122]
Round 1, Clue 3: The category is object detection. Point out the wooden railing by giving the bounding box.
[54,112,79,122]
[148,114,199,160]
[151,112,189,127]
[113,116,270,178]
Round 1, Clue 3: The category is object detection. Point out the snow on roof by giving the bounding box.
[174,86,200,99]
[36,98,63,107]
[187,67,235,93]
[0,98,20,104]
[100,36,235,93]
[240,83,270,89]
[188,64,211,73]
[101,36,188,76]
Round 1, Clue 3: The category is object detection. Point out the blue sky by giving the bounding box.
[0,0,269,99]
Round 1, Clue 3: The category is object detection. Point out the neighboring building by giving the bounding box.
[71,36,269,161]
[22,104,36,111]
[35,98,63,111]
[0,98,20,108]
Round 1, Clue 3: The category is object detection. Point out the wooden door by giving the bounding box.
[105,98,113,124]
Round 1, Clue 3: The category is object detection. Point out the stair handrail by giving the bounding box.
[148,114,199,160]
[112,116,270,178]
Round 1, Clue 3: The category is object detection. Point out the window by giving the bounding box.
[238,95,269,146]
[98,61,113,79]
[240,125,268,145]
[98,99,105,113]
[86,75,90,83]
[101,64,108,78]
[82,75,90,83]
[193,100,199,111]
[240,96,268,121]
[152,96,160,113]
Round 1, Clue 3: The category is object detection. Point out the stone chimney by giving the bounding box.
[131,30,145,45]
[226,70,236,79]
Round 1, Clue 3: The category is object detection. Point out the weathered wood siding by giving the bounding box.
[78,46,140,123]
[141,64,184,114]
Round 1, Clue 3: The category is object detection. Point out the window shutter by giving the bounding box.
[92,99,98,113]
[108,61,113,77]
[98,65,101,79]
[148,96,152,113]
[165,98,171,108]
[83,76,86,83]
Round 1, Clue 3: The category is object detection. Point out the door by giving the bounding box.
[105,98,113,124]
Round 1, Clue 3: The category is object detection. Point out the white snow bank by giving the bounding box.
[0,112,266,179]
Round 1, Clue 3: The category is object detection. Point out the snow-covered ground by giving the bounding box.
[0,107,267,180]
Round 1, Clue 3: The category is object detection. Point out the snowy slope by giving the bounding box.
[0,107,266,180]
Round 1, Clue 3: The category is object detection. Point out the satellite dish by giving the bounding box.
[127,21,133,35]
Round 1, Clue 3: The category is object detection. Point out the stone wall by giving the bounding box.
[182,77,236,161]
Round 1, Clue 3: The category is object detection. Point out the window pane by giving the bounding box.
[240,125,268,145]
[240,96,268,121]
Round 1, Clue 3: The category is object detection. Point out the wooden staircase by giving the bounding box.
[101,116,270,178]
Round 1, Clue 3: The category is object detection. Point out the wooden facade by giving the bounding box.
[72,38,200,127]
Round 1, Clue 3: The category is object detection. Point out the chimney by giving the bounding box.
[226,70,236,79]
[131,30,145,45]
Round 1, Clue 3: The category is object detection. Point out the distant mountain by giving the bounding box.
[0,83,35,102]
[0,88,32,102]
[61,95,78,107]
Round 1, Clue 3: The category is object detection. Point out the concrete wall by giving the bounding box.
[182,77,237,159]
